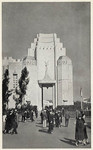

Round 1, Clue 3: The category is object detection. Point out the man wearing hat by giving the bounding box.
[11,109,19,134]
[48,109,54,134]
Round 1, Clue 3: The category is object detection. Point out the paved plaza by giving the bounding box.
[3,115,91,148]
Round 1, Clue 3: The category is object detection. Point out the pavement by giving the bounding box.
[3,116,91,148]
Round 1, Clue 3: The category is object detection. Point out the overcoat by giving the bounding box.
[75,118,85,141]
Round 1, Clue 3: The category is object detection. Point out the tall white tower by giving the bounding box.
[57,56,73,105]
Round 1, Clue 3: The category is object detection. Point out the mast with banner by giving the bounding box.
[80,87,83,110]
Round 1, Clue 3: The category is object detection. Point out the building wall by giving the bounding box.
[57,64,62,105]
[8,61,22,108]
[2,57,20,74]
[57,56,73,105]
[9,62,22,90]
[37,44,55,80]
[36,34,55,80]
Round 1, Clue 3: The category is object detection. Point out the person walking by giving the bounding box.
[60,110,63,126]
[46,108,50,124]
[21,108,25,122]
[59,110,62,127]
[62,108,64,117]
[65,110,70,127]
[48,109,54,134]
[35,107,38,118]
[43,109,47,128]
[35,109,38,118]
[76,109,80,119]
[11,109,19,134]
[75,113,85,146]
[4,109,14,134]
[40,110,44,124]
[30,110,34,122]
[82,113,89,144]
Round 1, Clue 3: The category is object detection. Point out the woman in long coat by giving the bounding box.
[82,114,89,144]
[43,110,47,128]
[75,113,85,146]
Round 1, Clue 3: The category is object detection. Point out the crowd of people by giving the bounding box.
[3,104,38,134]
[40,107,89,146]
[3,109,19,134]
[21,104,38,122]
[40,107,70,134]
[3,105,89,147]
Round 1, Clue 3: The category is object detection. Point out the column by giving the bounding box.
[41,86,43,109]
[53,34,57,108]
[52,85,55,109]
[56,67,58,107]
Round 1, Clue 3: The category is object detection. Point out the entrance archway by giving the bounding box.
[38,62,56,109]
[38,82,56,109]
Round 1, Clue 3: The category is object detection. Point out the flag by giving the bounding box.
[80,88,83,97]
[83,97,91,103]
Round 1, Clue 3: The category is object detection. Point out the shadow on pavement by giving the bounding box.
[36,122,42,124]
[38,129,48,134]
[61,125,66,127]
[36,125,42,128]
[64,138,75,142]
[59,138,75,146]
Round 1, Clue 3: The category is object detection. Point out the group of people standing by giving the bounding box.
[21,105,38,122]
[3,105,89,147]
[40,107,70,134]
[40,107,89,146]
[3,109,19,134]
[3,104,38,134]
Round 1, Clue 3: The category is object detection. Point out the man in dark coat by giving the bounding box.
[48,109,54,133]
[55,111,60,127]
[40,110,44,124]
[46,108,50,124]
[11,109,19,134]
[21,107,25,122]
[35,109,38,118]
[30,110,34,122]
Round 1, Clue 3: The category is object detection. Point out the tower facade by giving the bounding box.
[57,56,73,105]
[2,33,73,110]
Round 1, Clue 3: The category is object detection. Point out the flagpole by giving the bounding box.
[81,96,83,110]
[80,88,83,110]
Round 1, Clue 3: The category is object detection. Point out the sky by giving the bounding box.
[2,2,90,101]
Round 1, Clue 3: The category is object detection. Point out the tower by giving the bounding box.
[57,56,73,105]
[2,33,73,110]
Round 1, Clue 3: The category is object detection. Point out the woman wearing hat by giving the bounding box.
[82,113,89,144]
[75,113,85,146]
